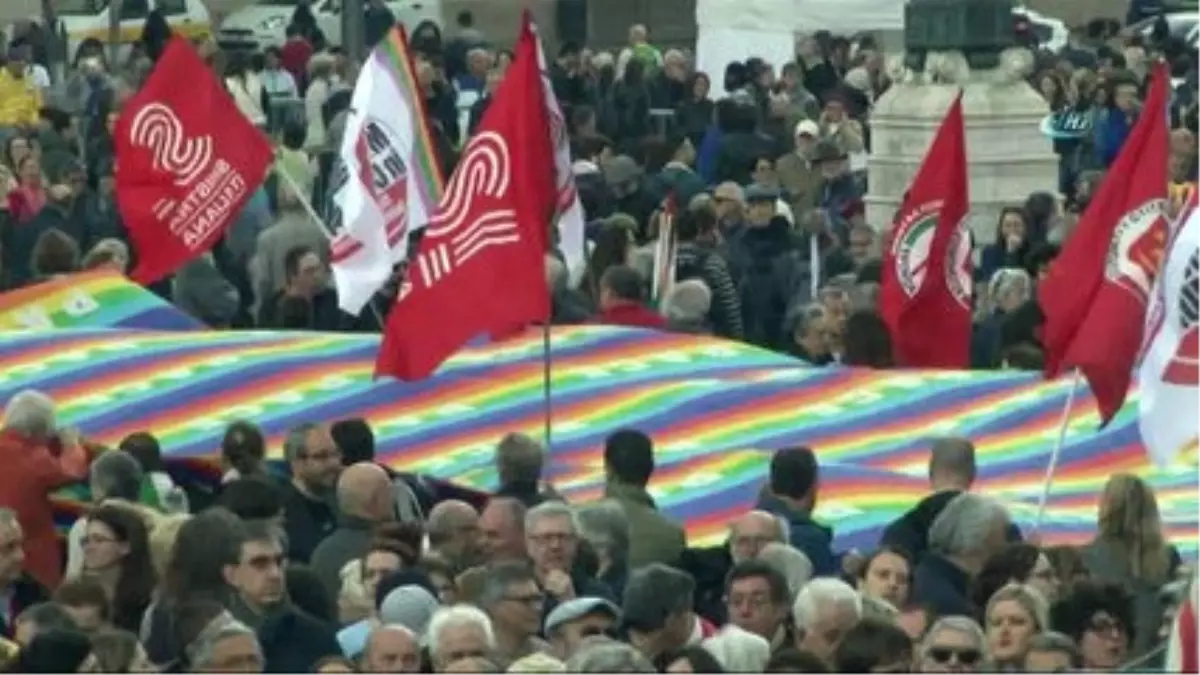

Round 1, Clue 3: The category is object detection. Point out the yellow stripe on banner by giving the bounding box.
[69,20,211,45]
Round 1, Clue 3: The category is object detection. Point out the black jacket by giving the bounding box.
[0,574,48,637]
[679,544,733,625]
[258,605,341,673]
[911,553,975,619]
[881,490,1022,564]
[281,481,336,564]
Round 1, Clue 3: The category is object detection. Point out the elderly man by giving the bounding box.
[684,509,786,624]
[974,268,1034,367]
[478,497,527,563]
[544,597,620,660]
[428,605,496,673]
[362,624,421,673]
[910,492,1011,618]
[476,561,549,667]
[785,303,833,365]
[792,578,862,665]
[189,614,266,673]
[426,500,481,571]
[310,462,397,596]
[663,279,712,334]
[0,390,92,589]
[281,422,341,563]
[525,502,612,611]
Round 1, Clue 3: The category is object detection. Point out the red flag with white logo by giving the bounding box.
[1040,62,1170,425]
[880,92,972,368]
[115,37,273,285]
[374,13,554,380]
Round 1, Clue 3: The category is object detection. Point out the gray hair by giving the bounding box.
[756,542,813,599]
[920,616,988,661]
[1025,631,1081,667]
[786,302,826,339]
[989,268,1032,307]
[565,639,656,673]
[663,279,712,322]
[792,578,861,630]
[476,561,538,610]
[186,612,262,670]
[496,432,545,486]
[701,625,771,672]
[428,604,496,662]
[525,501,577,534]
[575,500,631,564]
[283,422,320,463]
[927,492,1009,557]
[90,451,145,502]
[3,390,56,439]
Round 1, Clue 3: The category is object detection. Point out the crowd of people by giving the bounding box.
[0,392,1191,673]
[0,0,1194,672]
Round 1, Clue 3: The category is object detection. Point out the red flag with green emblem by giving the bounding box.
[880,92,972,368]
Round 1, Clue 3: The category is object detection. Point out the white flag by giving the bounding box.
[330,32,441,315]
[529,19,588,279]
[1137,196,1199,466]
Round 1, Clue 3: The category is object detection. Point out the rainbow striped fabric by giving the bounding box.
[0,273,1195,557]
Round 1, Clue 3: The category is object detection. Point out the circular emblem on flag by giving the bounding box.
[1104,198,1169,303]
[892,202,973,309]
[1164,249,1200,385]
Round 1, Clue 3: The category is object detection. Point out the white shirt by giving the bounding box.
[25,64,50,90]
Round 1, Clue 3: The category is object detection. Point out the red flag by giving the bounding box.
[375,13,554,380]
[880,92,972,368]
[115,37,272,285]
[1040,62,1170,424]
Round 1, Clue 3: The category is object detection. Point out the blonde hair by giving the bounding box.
[986,582,1049,631]
[148,513,191,580]
[1098,474,1171,584]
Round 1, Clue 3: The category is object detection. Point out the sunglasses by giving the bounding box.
[928,647,981,666]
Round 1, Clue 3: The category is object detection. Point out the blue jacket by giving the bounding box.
[1098,109,1135,168]
[755,493,841,577]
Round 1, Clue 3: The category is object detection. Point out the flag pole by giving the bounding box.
[541,319,553,452]
[1033,369,1081,533]
[276,168,388,328]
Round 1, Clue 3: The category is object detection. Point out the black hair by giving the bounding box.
[558,41,580,58]
[163,507,248,605]
[724,559,790,606]
[18,629,93,673]
[281,120,306,151]
[86,504,156,632]
[331,418,376,464]
[765,648,829,672]
[676,206,717,243]
[216,476,284,521]
[1051,579,1136,644]
[571,134,613,161]
[221,420,266,477]
[603,429,654,486]
[118,431,165,473]
[834,618,914,672]
[286,564,335,623]
[842,310,895,368]
[769,447,818,500]
[657,646,725,673]
[284,244,317,281]
[859,546,914,581]
[970,543,1044,613]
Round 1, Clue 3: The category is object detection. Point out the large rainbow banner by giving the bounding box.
[0,273,1195,556]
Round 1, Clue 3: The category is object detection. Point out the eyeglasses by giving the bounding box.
[928,647,981,666]
[1088,616,1126,637]
[504,593,545,606]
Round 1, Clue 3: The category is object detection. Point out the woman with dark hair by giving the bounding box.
[15,629,96,672]
[580,219,636,302]
[978,207,1033,283]
[1051,580,1135,671]
[971,543,1060,614]
[840,310,894,368]
[220,420,268,483]
[289,1,327,52]
[80,505,156,633]
[657,645,725,672]
[143,508,249,667]
[675,72,714,148]
[7,154,46,225]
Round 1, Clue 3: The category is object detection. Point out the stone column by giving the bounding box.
[865,0,1059,245]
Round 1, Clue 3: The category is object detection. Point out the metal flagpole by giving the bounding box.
[1032,369,1081,534]
[542,319,553,452]
[276,168,388,328]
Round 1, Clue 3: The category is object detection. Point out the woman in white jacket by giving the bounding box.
[224,54,268,129]
[304,53,337,152]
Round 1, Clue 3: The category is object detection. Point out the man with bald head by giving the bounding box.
[478,497,527,562]
[362,624,421,673]
[427,500,482,569]
[685,509,787,623]
[729,510,786,564]
[311,462,397,596]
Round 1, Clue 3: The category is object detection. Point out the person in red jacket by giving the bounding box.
[0,390,92,590]
[593,265,666,330]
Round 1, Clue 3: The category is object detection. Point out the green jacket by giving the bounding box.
[604,481,687,569]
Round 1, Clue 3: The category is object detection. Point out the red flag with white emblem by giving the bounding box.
[374,13,554,380]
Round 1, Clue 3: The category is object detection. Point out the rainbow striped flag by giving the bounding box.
[0,271,200,331]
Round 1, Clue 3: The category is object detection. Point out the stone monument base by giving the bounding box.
[865,58,1059,245]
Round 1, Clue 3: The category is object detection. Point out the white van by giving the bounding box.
[217,0,442,52]
[53,0,212,64]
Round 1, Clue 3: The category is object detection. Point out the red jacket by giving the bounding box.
[0,431,90,589]
[279,38,313,88]
[594,302,667,330]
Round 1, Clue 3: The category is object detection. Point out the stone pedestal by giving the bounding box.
[865,69,1058,244]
